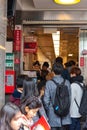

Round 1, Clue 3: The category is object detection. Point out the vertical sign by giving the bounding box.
[14,25,21,51]
[5,53,14,69]
[80,57,84,67]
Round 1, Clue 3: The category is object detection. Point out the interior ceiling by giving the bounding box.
[16,0,83,63]
[16,0,87,24]
[17,0,87,10]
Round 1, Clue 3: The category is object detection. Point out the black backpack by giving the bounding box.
[52,79,70,117]
[74,81,87,116]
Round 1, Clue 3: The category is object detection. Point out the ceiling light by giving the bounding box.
[54,0,80,5]
[52,32,60,57]
[68,54,73,57]
[52,33,60,41]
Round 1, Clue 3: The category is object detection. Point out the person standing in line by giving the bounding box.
[64,60,76,74]
[41,61,50,72]
[43,62,71,130]
[0,102,29,130]
[21,78,39,100]
[32,61,41,80]
[20,96,42,129]
[21,78,48,123]
[69,66,84,130]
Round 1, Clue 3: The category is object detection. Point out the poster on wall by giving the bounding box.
[13,25,22,51]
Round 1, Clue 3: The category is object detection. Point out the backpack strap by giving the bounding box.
[51,79,59,86]
[51,79,65,87]
[74,98,80,108]
[74,81,84,89]
[74,81,83,108]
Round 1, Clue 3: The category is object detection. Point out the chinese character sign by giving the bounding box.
[14,25,22,51]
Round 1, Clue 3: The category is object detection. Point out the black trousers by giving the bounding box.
[51,125,69,130]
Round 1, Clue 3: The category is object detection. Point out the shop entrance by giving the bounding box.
[23,26,79,70]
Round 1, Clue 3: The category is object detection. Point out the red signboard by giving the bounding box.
[24,42,37,53]
[5,70,16,93]
[14,25,21,51]
[80,57,84,67]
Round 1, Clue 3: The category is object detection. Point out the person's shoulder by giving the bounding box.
[46,79,55,87]
[12,89,22,98]
[46,79,55,84]
[71,82,80,89]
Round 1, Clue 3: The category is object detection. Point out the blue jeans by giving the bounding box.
[69,118,81,130]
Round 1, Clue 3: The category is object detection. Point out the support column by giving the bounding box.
[0,0,7,109]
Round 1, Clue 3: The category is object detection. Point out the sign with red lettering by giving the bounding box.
[80,57,84,67]
[24,42,37,53]
[14,25,21,51]
[14,58,20,64]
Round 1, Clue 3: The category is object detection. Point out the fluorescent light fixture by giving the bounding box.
[53,40,60,45]
[52,31,60,57]
[54,0,80,5]
[68,53,73,56]
[52,33,60,41]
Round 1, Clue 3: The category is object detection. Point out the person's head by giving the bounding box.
[70,66,81,77]
[20,96,42,120]
[68,60,76,67]
[0,102,22,130]
[64,62,70,68]
[52,62,64,75]
[55,56,63,64]
[33,61,41,71]
[42,62,49,71]
[21,79,39,100]
[16,74,29,89]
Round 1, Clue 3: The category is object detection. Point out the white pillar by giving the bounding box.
[0,0,7,108]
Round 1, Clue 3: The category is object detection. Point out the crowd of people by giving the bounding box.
[0,57,86,130]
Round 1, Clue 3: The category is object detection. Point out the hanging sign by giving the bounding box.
[82,49,87,55]
[24,42,37,53]
[80,57,84,67]
[13,25,21,51]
